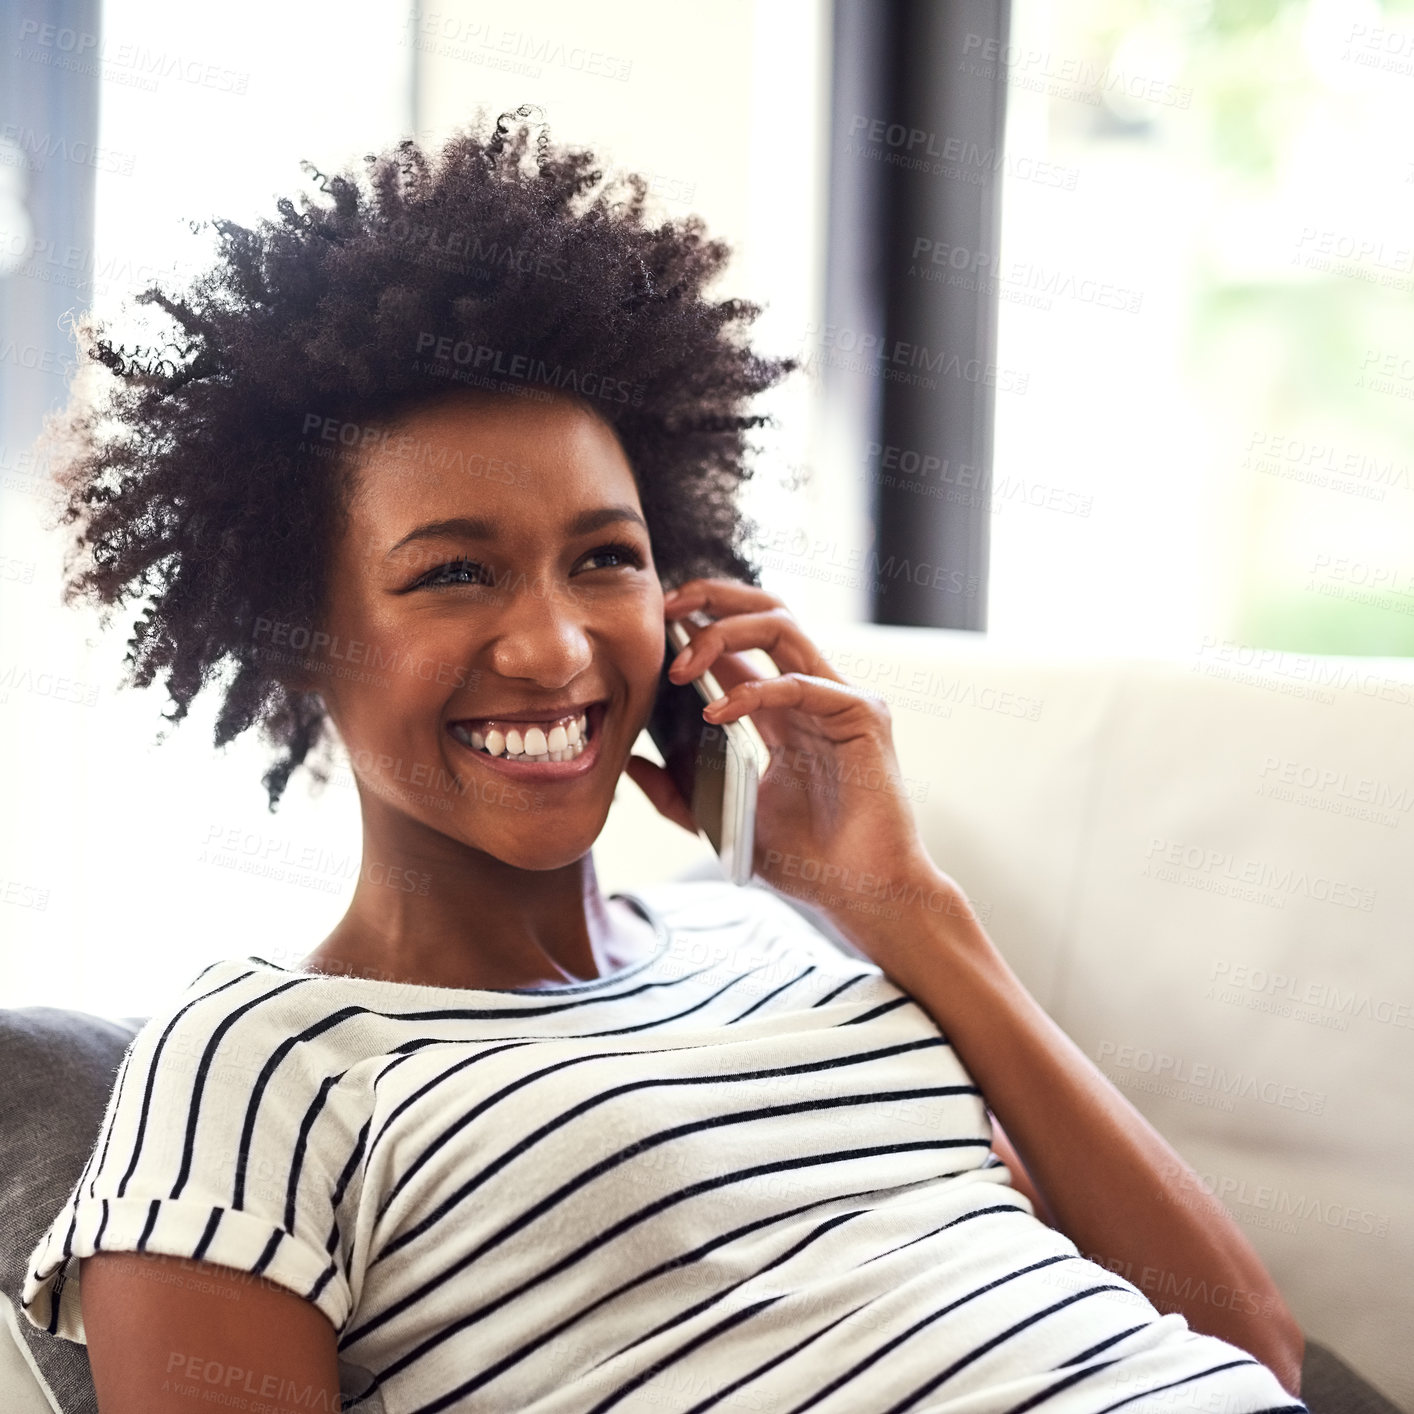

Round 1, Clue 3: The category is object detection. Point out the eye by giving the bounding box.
[578,540,646,572]
[410,557,495,590]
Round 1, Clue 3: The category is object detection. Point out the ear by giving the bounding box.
[621,755,697,835]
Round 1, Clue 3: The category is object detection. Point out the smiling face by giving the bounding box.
[308,389,666,870]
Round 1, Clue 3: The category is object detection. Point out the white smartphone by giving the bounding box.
[645,610,771,885]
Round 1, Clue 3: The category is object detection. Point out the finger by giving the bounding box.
[662,576,782,619]
[702,672,890,742]
[668,608,845,686]
[622,755,698,835]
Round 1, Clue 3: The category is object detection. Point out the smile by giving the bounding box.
[445,702,606,778]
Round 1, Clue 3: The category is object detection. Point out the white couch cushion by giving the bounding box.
[804,625,1414,1412]
[0,1297,59,1414]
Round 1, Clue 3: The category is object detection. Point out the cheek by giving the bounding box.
[627,633,668,726]
[323,617,461,740]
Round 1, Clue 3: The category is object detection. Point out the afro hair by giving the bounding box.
[44,105,798,811]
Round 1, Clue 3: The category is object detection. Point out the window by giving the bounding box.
[988,0,1414,656]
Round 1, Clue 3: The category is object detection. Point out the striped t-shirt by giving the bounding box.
[24,880,1305,1414]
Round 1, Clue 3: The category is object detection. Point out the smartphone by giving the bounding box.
[645,609,771,885]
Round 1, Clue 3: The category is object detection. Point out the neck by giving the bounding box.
[303,794,651,991]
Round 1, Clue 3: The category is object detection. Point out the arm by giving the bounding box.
[640,578,1304,1398]
[82,1252,343,1414]
[832,871,1304,1400]
[989,1111,1057,1229]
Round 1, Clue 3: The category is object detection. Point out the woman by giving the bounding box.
[22,113,1305,1413]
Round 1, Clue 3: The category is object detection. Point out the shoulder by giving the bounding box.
[110,957,378,1156]
[124,957,331,1079]
[624,879,879,977]
[22,959,374,1341]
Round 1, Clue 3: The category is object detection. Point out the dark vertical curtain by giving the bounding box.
[0,0,101,474]
[826,0,1010,629]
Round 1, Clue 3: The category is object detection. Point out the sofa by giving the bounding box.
[3,622,1411,1412]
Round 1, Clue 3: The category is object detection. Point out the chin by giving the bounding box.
[481,838,601,872]
[463,806,613,872]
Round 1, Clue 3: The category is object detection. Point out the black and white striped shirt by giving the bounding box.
[24,880,1305,1414]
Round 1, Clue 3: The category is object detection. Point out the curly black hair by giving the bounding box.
[44,106,798,811]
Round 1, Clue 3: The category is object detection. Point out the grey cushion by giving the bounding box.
[1302,1342,1406,1414]
[0,1007,143,1414]
[0,1005,1402,1414]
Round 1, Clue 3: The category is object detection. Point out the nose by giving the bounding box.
[483,575,593,688]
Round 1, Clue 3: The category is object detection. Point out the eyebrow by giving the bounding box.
[385,504,648,559]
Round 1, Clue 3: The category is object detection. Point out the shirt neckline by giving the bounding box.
[245,890,674,999]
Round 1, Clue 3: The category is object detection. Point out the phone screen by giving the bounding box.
[646,653,729,853]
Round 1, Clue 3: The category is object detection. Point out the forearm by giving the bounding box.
[828,869,1304,1398]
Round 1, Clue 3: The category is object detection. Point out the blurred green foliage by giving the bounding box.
[1071,0,1414,655]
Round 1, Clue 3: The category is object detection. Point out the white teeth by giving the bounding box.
[452,709,594,761]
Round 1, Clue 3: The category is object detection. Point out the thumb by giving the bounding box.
[622,755,698,836]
